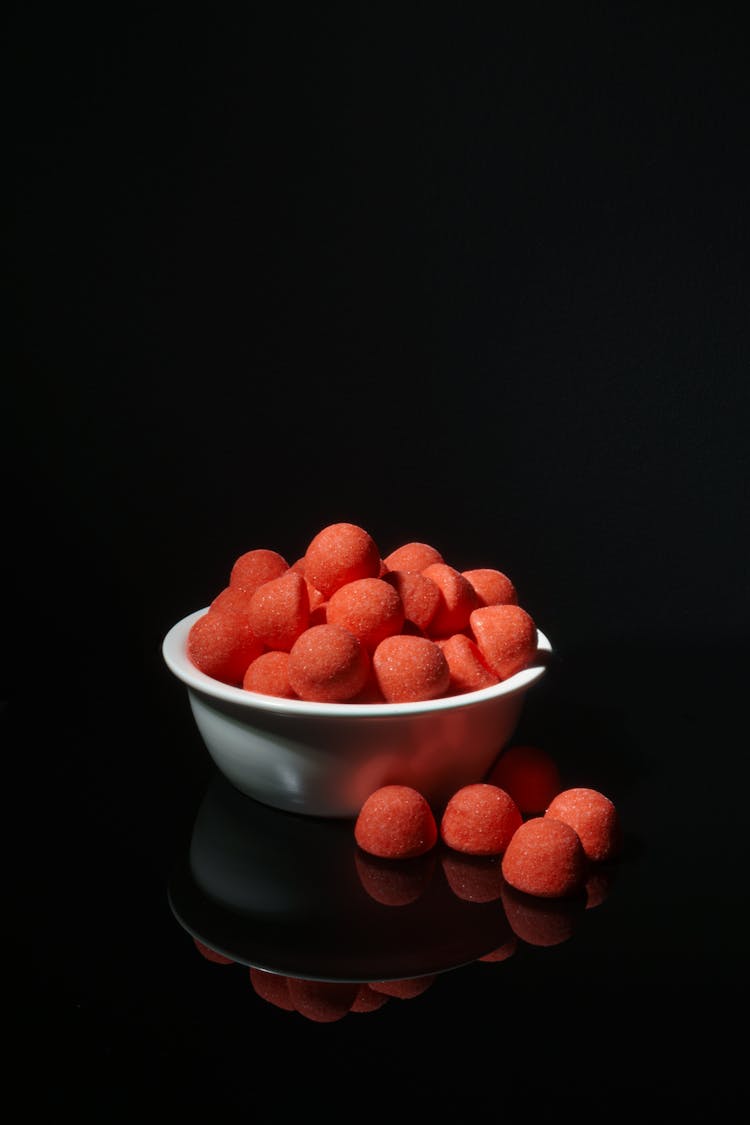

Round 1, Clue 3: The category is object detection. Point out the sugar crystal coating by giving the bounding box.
[303,522,381,599]
[326,577,405,651]
[354,785,438,859]
[422,563,481,636]
[229,548,289,593]
[248,570,310,652]
[486,743,562,814]
[249,968,295,1010]
[440,783,523,855]
[383,541,444,571]
[287,623,370,702]
[382,569,441,633]
[187,610,265,685]
[544,787,622,862]
[470,603,538,680]
[372,634,450,703]
[463,567,518,607]
[438,633,499,694]
[242,650,296,698]
[501,816,587,898]
[286,978,359,1023]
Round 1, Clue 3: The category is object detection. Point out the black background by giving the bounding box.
[9,4,749,1118]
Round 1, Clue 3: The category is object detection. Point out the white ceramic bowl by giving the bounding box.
[162,608,552,818]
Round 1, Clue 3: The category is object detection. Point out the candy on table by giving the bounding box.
[287,623,370,702]
[303,522,381,599]
[469,603,538,680]
[440,782,523,856]
[478,937,519,962]
[249,968,296,1011]
[286,978,359,1023]
[371,634,450,703]
[354,785,438,859]
[438,633,499,694]
[545,787,622,862]
[350,984,391,1012]
[485,743,562,814]
[242,650,296,698]
[193,938,234,964]
[382,569,441,633]
[501,816,588,898]
[462,567,518,607]
[382,541,444,571]
[187,609,265,685]
[421,562,481,636]
[369,975,437,999]
[229,548,289,593]
[248,569,310,652]
[326,577,405,651]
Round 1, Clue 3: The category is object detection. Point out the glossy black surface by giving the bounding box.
[11,7,748,1118]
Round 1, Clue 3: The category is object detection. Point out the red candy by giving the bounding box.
[470,603,538,680]
[545,787,622,862]
[350,984,391,1012]
[462,567,518,607]
[440,852,505,902]
[242,650,295,698]
[382,569,441,633]
[369,975,437,999]
[440,783,523,856]
[229,548,289,593]
[383,541,444,571]
[249,968,296,1010]
[421,562,480,636]
[248,570,310,652]
[288,623,370,702]
[326,577,405,651]
[286,978,359,1023]
[193,939,234,964]
[303,522,381,599]
[486,743,562,814]
[438,633,499,694]
[501,816,588,898]
[372,634,450,703]
[187,609,265,685]
[354,785,438,859]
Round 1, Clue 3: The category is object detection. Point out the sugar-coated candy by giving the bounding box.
[470,603,538,680]
[438,633,499,694]
[242,650,296,698]
[383,541,444,571]
[462,567,518,607]
[382,569,441,633]
[287,623,370,702]
[286,978,359,1023]
[187,610,265,685]
[350,984,391,1012]
[501,816,587,898]
[478,938,519,962]
[354,785,438,859]
[249,968,296,1010]
[545,787,622,862]
[229,548,289,593]
[421,562,480,636]
[303,522,381,599]
[372,634,450,703]
[248,570,310,652]
[440,783,522,855]
[193,939,234,964]
[326,577,405,651]
[486,743,562,814]
[369,975,437,999]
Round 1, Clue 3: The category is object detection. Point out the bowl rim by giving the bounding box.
[162,607,552,718]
